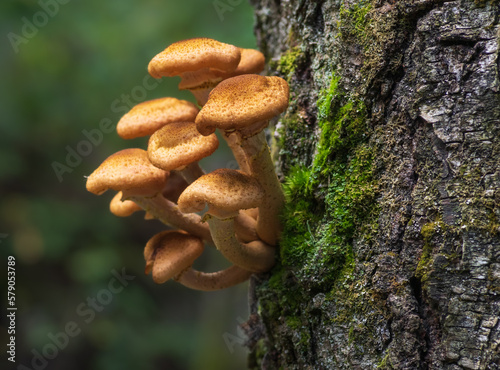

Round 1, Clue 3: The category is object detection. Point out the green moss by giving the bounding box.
[285,316,302,329]
[314,75,368,172]
[317,75,340,124]
[278,74,378,289]
[377,353,393,369]
[270,47,303,81]
[338,0,372,47]
[260,71,382,365]
[415,220,446,282]
[262,47,380,365]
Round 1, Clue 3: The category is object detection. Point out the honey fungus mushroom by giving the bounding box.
[109,191,142,217]
[178,169,275,273]
[148,38,241,106]
[147,121,219,183]
[85,148,211,242]
[116,97,199,139]
[144,230,252,291]
[148,122,258,242]
[214,48,265,79]
[196,74,289,245]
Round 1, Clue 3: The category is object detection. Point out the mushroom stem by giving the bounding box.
[128,194,213,244]
[176,265,253,291]
[206,216,275,273]
[179,69,221,106]
[238,130,285,246]
[189,89,211,107]
[234,211,259,242]
[222,132,250,173]
[178,162,205,183]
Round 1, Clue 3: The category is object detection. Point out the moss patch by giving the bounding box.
[415,220,445,283]
[270,47,304,81]
[278,74,378,290]
[338,0,372,47]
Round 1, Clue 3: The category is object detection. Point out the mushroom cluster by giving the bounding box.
[86,38,289,291]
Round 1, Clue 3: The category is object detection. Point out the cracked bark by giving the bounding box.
[245,0,500,369]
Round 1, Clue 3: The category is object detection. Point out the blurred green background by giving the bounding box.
[0,1,257,369]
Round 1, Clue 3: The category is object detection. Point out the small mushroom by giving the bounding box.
[148,124,257,242]
[85,148,212,242]
[116,97,199,139]
[145,230,252,290]
[86,148,168,197]
[109,191,142,217]
[144,230,204,284]
[148,38,241,105]
[195,74,289,245]
[201,47,267,173]
[214,48,265,79]
[177,169,275,273]
[148,121,219,183]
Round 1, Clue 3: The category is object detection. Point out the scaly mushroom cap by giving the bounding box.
[195,74,289,136]
[109,191,142,217]
[178,168,264,219]
[148,38,241,78]
[144,230,204,284]
[178,48,265,90]
[116,98,199,139]
[148,122,219,171]
[86,148,169,196]
[217,48,265,78]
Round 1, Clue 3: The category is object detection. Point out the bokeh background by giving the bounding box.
[0,1,257,369]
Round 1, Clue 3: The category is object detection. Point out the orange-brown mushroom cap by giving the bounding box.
[217,48,265,78]
[178,48,265,90]
[148,38,241,78]
[195,74,289,136]
[86,148,169,197]
[116,98,199,139]
[144,230,204,284]
[109,191,142,217]
[148,122,219,171]
[177,168,264,219]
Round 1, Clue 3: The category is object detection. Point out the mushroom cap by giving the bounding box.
[177,48,265,90]
[148,38,241,78]
[109,191,142,217]
[217,48,265,78]
[86,148,169,196]
[177,68,224,91]
[195,74,289,136]
[116,98,199,139]
[148,122,219,171]
[178,168,264,218]
[144,230,204,284]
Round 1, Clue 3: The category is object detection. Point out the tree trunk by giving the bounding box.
[246,0,500,368]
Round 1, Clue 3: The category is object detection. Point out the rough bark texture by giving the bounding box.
[246,0,500,369]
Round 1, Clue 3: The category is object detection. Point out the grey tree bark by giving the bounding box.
[245,0,500,369]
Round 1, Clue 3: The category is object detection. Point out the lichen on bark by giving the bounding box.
[246,0,500,369]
